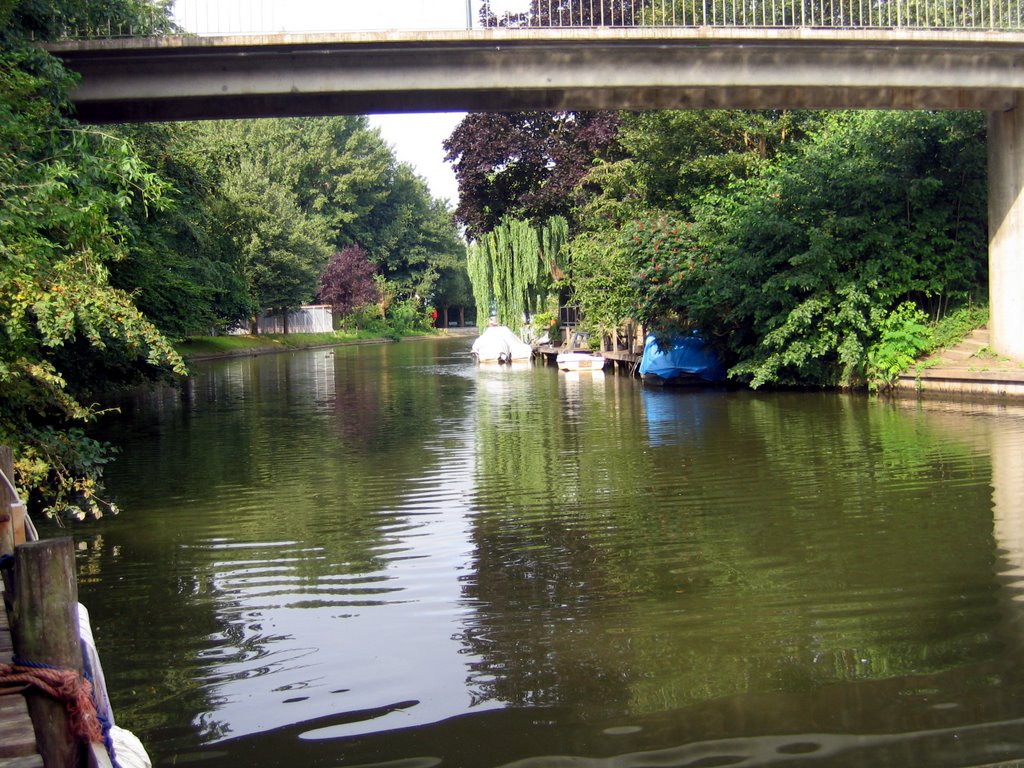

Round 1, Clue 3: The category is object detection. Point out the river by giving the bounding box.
[64,337,1024,767]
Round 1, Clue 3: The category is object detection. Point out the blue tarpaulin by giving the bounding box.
[638,332,727,383]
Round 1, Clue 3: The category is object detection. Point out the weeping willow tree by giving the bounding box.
[465,216,568,334]
[540,215,569,282]
[466,235,494,327]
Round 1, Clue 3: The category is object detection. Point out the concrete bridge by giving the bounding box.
[46,26,1024,361]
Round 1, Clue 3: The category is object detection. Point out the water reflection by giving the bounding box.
[989,403,1024,605]
[459,389,1003,726]
[63,341,1024,767]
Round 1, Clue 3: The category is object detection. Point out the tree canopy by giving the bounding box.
[1,0,469,517]
[0,42,184,517]
[573,109,987,388]
[317,245,378,318]
[453,103,988,389]
[444,111,620,239]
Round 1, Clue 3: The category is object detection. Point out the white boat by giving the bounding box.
[471,325,533,364]
[556,351,605,372]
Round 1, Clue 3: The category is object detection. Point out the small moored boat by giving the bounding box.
[556,351,606,372]
[639,332,726,386]
[471,325,533,364]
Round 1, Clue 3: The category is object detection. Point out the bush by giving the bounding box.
[531,311,561,345]
[865,302,933,391]
[630,111,987,389]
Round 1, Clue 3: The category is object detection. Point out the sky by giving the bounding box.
[171,0,531,205]
[369,113,463,206]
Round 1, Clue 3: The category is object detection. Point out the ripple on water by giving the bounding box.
[74,345,1024,768]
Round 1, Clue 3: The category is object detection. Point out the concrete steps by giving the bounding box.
[897,326,1024,397]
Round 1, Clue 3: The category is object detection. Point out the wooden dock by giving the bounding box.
[0,586,43,768]
[534,345,641,375]
[601,349,641,374]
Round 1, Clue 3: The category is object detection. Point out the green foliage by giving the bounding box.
[622,111,987,388]
[0,45,185,518]
[387,297,430,336]
[108,123,254,337]
[568,224,646,333]
[865,303,933,391]
[614,110,821,216]
[345,304,389,335]
[219,158,332,315]
[568,110,819,339]
[929,303,988,352]
[466,238,494,324]
[531,310,561,345]
[629,214,702,336]
[466,216,568,333]
[539,215,569,282]
[4,0,176,43]
[185,118,465,308]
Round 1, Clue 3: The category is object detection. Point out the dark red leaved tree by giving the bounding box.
[443,111,621,240]
[317,245,378,317]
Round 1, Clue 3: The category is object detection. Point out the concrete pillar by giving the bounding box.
[988,97,1024,361]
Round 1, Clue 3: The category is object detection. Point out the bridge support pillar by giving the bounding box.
[989,97,1024,361]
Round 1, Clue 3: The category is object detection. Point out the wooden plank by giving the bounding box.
[0,697,40,757]
[0,583,42,766]
[0,756,45,768]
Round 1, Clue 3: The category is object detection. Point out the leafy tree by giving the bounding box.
[364,164,464,298]
[574,110,820,236]
[5,0,175,42]
[444,111,620,239]
[432,259,474,327]
[0,45,184,517]
[479,0,651,26]
[466,216,568,332]
[317,245,378,319]
[567,225,641,334]
[632,111,987,388]
[219,161,332,322]
[566,110,815,336]
[188,118,462,312]
[109,123,254,337]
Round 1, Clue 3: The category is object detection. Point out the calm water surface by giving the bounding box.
[66,337,1024,767]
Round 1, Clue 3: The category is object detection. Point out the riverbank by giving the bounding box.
[176,329,475,363]
[897,326,1024,398]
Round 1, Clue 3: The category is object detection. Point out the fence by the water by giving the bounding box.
[253,305,333,336]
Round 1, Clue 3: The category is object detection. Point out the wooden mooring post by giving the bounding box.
[0,447,27,600]
[11,538,87,768]
[2,447,115,767]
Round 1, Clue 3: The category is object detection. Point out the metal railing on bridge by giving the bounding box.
[47,0,1024,39]
[478,0,1022,30]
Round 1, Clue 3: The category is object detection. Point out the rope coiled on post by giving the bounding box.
[0,658,103,744]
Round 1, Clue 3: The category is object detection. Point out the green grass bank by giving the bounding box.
[175,329,439,361]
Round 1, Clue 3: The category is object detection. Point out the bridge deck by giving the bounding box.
[47,27,1024,122]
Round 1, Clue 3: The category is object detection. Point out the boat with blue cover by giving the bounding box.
[638,332,727,386]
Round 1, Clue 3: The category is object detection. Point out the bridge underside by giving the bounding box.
[49,29,1024,121]
[48,28,1024,360]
